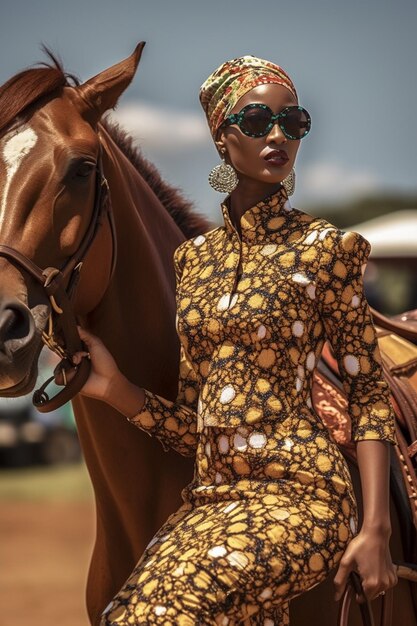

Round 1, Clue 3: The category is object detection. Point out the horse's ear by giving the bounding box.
[75,42,146,123]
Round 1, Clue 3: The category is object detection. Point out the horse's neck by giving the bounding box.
[100,125,185,267]
[87,127,185,396]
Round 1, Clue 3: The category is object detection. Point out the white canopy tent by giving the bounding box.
[350,210,417,258]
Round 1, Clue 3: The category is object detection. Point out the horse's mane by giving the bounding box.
[100,116,210,238]
[0,46,210,239]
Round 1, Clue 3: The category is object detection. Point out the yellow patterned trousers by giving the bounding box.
[100,487,353,625]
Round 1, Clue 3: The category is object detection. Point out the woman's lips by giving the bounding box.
[264,150,289,166]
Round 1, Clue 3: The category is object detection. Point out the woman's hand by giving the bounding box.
[333,528,398,603]
[55,326,122,401]
[55,326,146,416]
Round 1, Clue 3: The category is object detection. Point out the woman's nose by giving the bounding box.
[266,121,287,144]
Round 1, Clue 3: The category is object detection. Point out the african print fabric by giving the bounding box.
[102,186,397,625]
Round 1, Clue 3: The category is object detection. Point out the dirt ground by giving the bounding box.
[0,466,95,626]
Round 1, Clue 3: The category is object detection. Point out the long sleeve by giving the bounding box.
[127,242,200,457]
[316,229,397,445]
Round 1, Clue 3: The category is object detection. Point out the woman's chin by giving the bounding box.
[255,171,288,184]
[263,165,292,178]
[234,169,290,187]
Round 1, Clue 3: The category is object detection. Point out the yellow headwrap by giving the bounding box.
[199,55,297,138]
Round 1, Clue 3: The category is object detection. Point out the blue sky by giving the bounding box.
[1,0,416,222]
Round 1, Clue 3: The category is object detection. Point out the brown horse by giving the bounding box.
[1,44,416,626]
[0,43,211,624]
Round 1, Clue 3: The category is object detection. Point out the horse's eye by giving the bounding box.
[75,161,96,178]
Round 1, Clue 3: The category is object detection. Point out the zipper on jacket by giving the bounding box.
[229,227,243,307]
[231,245,242,294]
[223,199,243,307]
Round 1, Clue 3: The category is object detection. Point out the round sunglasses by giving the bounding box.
[220,103,311,140]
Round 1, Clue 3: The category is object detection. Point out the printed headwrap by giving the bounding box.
[199,55,297,138]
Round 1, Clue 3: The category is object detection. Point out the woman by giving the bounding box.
[70,55,399,625]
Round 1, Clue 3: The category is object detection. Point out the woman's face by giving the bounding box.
[215,83,300,185]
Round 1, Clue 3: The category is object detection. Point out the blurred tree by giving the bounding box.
[304,192,417,228]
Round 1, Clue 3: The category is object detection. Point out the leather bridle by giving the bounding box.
[0,139,117,412]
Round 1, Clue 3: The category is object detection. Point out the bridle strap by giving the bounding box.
[0,245,45,283]
[0,139,116,412]
[340,571,375,626]
[336,564,417,626]
[0,142,113,289]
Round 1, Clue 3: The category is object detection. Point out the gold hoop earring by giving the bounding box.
[208,151,239,193]
[282,168,295,196]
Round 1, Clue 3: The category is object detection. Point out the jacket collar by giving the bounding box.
[220,185,292,243]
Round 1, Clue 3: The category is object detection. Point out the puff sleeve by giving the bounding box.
[127,242,200,457]
[316,229,397,445]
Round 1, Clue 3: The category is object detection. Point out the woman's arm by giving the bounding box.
[356,439,391,534]
[316,229,397,444]
[64,242,201,457]
[68,325,199,457]
[333,439,396,603]
[316,228,398,602]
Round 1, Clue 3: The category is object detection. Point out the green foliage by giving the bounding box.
[304,192,417,228]
[0,463,93,502]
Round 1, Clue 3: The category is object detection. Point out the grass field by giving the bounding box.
[0,461,95,626]
[0,461,94,502]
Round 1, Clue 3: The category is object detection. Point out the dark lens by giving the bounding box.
[281,107,311,139]
[240,106,272,136]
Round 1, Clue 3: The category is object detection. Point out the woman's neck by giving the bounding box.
[227,180,283,232]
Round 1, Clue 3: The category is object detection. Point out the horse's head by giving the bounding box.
[0,42,145,397]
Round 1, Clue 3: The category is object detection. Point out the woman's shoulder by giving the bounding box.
[290,205,371,262]
[173,226,222,271]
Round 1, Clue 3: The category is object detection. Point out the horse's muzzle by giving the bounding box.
[0,296,38,391]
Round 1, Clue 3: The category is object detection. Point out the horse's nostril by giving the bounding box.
[0,300,33,351]
[4,307,30,339]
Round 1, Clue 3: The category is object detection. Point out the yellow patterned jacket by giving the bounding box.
[129,187,397,456]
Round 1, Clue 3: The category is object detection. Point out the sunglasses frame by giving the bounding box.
[221,103,311,140]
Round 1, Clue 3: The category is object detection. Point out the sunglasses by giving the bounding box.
[220,103,311,140]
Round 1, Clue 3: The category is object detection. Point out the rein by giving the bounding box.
[0,139,117,412]
[338,565,417,626]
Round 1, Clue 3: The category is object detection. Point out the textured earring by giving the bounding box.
[281,168,296,196]
[208,150,239,193]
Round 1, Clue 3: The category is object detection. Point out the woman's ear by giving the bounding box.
[214,131,226,157]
